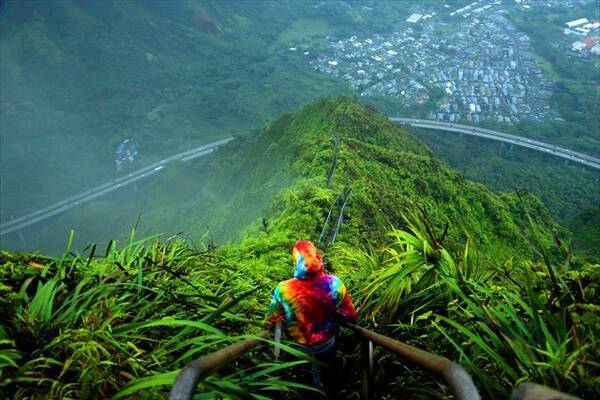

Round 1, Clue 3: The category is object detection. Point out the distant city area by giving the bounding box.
[301,0,598,125]
[564,17,600,55]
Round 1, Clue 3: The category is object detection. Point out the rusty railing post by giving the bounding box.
[360,337,374,400]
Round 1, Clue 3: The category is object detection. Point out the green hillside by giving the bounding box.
[569,205,600,263]
[2,0,597,251]
[1,97,598,399]
[411,127,600,233]
[51,96,557,255]
[223,97,553,253]
[0,0,416,220]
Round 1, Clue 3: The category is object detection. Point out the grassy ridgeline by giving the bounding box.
[2,96,559,257]
[3,97,598,398]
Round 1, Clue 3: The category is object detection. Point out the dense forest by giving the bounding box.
[1,97,598,398]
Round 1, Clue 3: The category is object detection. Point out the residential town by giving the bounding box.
[564,17,600,56]
[305,1,568,124]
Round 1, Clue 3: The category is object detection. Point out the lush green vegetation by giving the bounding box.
[345,211,599,398]
[2,97,597,398]
[1,1,597,396]
[0,0,420,220]
[0,233,320,399]
[410,128,599,239]
[568,205,600,263]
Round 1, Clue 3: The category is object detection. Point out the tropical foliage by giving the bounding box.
[1,97,597,399]
[347,211,599,398]
[0,231,312,399]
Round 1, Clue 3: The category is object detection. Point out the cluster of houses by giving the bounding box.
[307,0,560,124]
[448,0,499,18]
[565,18,600,56]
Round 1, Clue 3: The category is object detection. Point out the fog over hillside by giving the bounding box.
[0,0,597,255]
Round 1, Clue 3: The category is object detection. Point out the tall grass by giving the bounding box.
[348,209,490,324]
[345,210,599,398]
[0,232,308,399]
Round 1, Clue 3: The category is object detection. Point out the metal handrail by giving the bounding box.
[168,330,268,400]
[168,322,579,400]
[347,323,481,400]
[168,322,479,400]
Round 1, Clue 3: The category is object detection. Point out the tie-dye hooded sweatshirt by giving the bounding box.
[268,240,357,346]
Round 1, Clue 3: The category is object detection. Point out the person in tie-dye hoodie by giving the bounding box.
[268,240,357,391]
[268,240,357,345]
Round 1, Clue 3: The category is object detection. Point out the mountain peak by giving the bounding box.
[258,96,430,165]
[186,97,550,256]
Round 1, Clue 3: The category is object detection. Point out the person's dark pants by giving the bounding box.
[294,336,339,399]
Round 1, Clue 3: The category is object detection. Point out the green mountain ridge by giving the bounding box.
[1,97,597,399]
[148,96,555,257]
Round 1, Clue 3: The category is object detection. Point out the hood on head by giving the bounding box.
[292,240,324,279]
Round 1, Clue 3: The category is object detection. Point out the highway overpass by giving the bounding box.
[390,118,600,171]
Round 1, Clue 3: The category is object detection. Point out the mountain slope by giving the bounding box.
[131,96,552,260]
[3,97,592,400]
[0,0,418,221]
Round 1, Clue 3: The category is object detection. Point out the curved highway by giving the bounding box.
[2,120,598,236]
[390,118,600,170]
[0,137,234,236]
